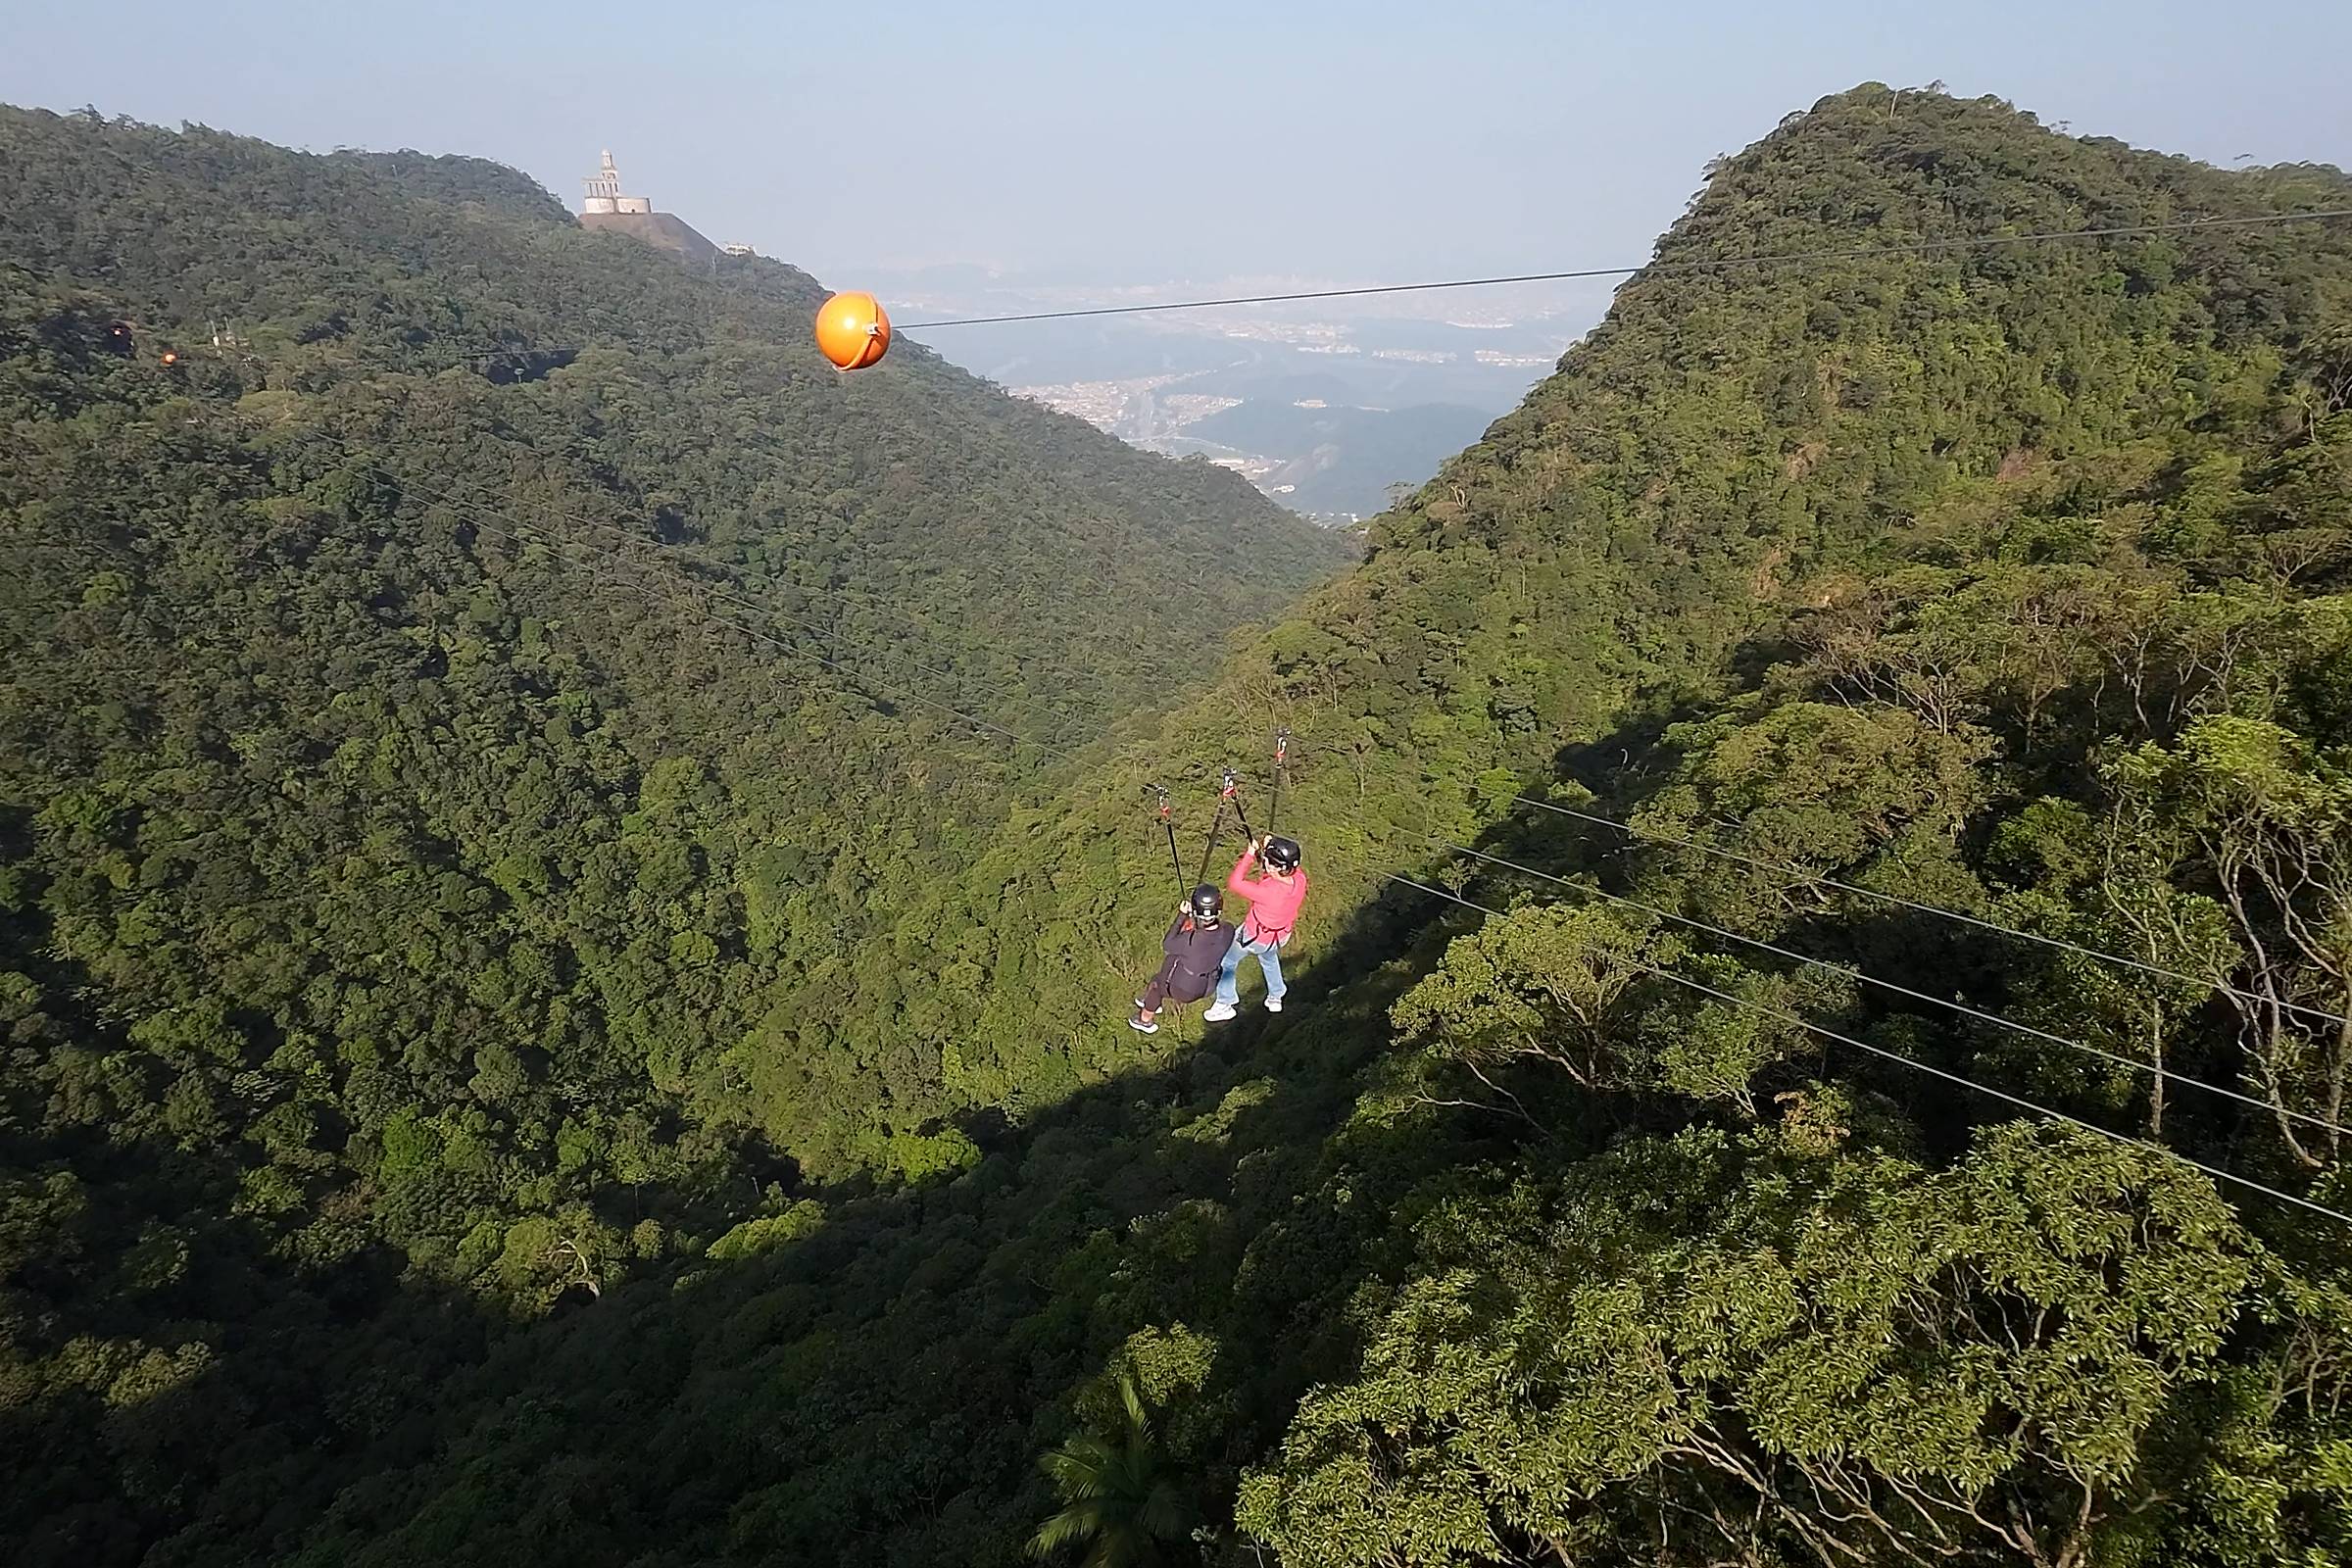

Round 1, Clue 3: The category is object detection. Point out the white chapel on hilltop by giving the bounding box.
[576,150,718,267]
[581,151,652,216]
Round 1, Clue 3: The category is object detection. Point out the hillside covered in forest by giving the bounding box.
[0,103,1348,1564]
[10,83,2352,1568]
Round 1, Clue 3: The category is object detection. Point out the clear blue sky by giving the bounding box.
[6,0,2348,290]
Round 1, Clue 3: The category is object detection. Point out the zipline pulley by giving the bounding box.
[1225,765,1257,846]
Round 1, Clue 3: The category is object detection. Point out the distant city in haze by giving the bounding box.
[869,266,1614,523]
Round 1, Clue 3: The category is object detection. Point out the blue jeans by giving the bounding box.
[1214,929,1287,1007]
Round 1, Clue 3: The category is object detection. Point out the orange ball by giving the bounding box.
[813,291,891,370]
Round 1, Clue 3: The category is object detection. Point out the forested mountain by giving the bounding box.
[10,84,2352,1568]
[0,103,1347,1562]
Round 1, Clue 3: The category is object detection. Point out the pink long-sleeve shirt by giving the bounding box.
[1227,848,1309,944]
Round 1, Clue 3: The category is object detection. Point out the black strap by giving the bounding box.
[1268,727,1290,838]
[1192,792,1230,890]
[1149,784,1185,900]
[1225,765,1256,846]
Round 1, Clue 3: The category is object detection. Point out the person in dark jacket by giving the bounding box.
[1130,884,1230,1034]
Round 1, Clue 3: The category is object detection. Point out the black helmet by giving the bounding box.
[1263,836,1302,872]
[1188,884,1224,923]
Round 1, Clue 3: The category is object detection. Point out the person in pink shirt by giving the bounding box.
[1202,835,1308,1021]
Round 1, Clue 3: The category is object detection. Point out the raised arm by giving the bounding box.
[1227,841,1262,900]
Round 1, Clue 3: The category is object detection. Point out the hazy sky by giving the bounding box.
[6,0,2349,292]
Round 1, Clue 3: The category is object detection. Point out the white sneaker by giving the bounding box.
[1202,1003,1238,1022]
[1128,1015,1158,1034]
[1264,998,1283,1013]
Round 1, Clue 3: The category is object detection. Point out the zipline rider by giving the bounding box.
[1203,835,1308,1021]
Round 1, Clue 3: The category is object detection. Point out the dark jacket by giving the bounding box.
[1151,916,1230,1004]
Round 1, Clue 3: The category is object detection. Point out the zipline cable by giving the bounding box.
[1437,837,2352,1140]
[894,209,2352,329]
[423,208,2352,356]
[1379,869,2352,1227]
[1509,793,2352,1030]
